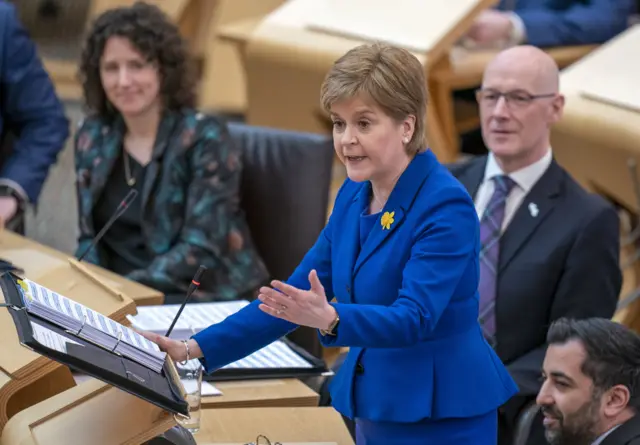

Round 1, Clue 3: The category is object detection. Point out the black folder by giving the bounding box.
[204,337,330,382]
[0,272,189,417]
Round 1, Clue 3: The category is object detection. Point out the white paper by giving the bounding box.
[30,321,81,353]
[19,278,166,373]
[129,302,314,370]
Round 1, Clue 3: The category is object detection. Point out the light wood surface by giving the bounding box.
[227,0,497,163]
[203,378,318,409]
[0,229,161,431]
[199,0,285,113]
[195,407,354,444]
[547,26,640,330]
[560,26,640,111]
[0,379,343,445]
[304,0,493,58]
[0,379,176,445]
[217,3,593,163]
[550,25,640,211]
[0,230,163,307]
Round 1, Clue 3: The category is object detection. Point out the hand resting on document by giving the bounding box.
[138,330,203,363]
[258,269,337,331]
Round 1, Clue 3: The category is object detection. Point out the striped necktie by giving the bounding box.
[478,175,516,346]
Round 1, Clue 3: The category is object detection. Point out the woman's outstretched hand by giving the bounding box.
[258,269,337,330]
[138,330,202,362]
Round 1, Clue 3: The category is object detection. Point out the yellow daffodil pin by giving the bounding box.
[381,211,395,230]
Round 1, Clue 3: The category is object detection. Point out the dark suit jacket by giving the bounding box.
[0,1,69,204]
[450,156,621,399]
[602,415,640,445]
[74,109,269,301]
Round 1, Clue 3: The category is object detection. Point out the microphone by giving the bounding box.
[165,265,207,338]
[77,189,139,262]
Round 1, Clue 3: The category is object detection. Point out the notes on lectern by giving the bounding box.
[30,321,81,353]
[129,302,314,371]
[18,278,167,373]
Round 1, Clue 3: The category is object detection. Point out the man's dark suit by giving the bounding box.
[450,155,622,442]
[602,416,640,445]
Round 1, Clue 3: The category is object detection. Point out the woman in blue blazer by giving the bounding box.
[144,43,518,444]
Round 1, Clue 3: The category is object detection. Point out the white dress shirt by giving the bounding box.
[592,424,621,445]
[474,150,553,231]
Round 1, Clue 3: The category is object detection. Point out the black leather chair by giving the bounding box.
[513,402,542,445]
[227,122,334,358]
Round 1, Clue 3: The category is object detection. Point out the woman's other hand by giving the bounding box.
[138,330,202,362]
[258,269,337,330]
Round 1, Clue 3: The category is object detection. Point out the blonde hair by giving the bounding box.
[320,42,427,155]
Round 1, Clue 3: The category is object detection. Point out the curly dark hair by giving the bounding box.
[78,1,196,119]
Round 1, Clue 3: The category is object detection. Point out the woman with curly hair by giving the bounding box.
[74,1,268,303]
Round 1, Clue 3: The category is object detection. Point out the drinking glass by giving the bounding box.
[177,359,203,433]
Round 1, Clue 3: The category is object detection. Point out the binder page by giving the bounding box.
[21,278,161,355]
[30,321,81,353]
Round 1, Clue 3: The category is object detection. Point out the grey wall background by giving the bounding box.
[25,101,83,255]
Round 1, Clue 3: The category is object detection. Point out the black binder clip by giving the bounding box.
[0,302,23,311]
[66,315,88,338]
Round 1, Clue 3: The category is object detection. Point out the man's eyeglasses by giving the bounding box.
[475,89,556,109]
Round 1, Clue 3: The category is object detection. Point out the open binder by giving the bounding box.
[0,272,189,417]
[129,302,330,382]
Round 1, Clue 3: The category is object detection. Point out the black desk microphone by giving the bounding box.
[165,265,207,338]
[77,189,138,262]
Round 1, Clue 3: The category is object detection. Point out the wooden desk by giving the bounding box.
[0,229,154,431]
[196,407,354,444]
[198,0,285,114]
[216,0,494,163]
[203,378,318,409]
[0,230,163,307]
[216,3,593,163]
[548,27,640,331]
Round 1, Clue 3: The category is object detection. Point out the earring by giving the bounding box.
[403,137,409,143]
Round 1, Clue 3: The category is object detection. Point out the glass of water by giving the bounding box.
[177,359,203,433]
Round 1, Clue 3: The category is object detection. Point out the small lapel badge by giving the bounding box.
[528,202,539,217]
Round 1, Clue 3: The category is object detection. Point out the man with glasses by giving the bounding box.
[449,45,621,444]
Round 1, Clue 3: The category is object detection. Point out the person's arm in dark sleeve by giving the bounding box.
[514,0,635,47]
[0,2,69,204]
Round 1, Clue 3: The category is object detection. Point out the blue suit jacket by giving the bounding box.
[193,150,518,422]
[0,1,69,203]
[498,0,635,47]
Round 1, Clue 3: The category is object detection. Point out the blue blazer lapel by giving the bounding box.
[341,184,369,302]
[354,151,436,275]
